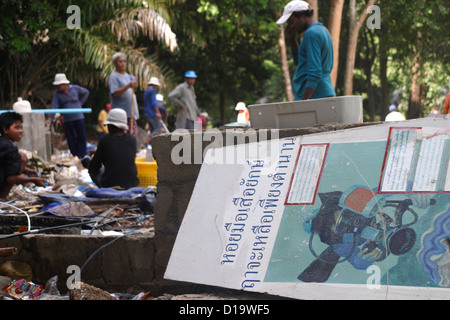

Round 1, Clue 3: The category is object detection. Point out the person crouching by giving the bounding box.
[87,108,139,189]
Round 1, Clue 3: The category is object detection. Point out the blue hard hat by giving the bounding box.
[184,70,198,78]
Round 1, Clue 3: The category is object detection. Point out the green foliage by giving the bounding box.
[157,0,285,125]
[0,0,448,127]
[0,0,179,114]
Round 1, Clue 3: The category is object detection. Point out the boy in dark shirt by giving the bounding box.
[0,112,47,200]
[88,108,139,189]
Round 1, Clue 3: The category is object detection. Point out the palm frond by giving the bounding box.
[102,8,178,52]
[120,46,166,89]
[70,29,168,90]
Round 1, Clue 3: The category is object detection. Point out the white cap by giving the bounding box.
[53,73,70,85]
[148,77,161,86]
[276,0,310,25]
[104,108,129,130]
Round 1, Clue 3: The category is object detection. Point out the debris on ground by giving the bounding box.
[69,282,118,301]
[0,149,158,300]
[0,150,156,237]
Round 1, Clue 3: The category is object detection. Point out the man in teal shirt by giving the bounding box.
[277,0,336,100]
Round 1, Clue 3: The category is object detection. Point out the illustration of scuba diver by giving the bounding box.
[298,185,434,283]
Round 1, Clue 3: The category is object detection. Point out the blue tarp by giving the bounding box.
[39,187,146,204]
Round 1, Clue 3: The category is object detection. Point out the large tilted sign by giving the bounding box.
[165,118,450,300]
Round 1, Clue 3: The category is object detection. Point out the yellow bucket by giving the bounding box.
[135,157,158,187]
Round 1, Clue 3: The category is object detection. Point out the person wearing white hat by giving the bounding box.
[143,76,162,138]
[277,0,336,101]
[48,73,90,159]
[235,102,250,124]
[87,108,139,189]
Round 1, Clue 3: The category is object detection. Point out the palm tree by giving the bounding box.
[65,0,179,90]
[0,0,180,107]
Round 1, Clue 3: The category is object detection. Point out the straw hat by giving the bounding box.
[53,73,70,85]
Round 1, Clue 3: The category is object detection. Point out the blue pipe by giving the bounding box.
[0,108,92,114]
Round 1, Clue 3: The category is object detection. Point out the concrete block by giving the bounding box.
[16,113,50,161]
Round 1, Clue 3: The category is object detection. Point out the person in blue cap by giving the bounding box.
[168,70,202,129]
[277,0,336,101]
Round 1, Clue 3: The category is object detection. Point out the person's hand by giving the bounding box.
[285,23,296,41]
[129,75,137,89]
[32,177,48,188]
[24,168,38,176]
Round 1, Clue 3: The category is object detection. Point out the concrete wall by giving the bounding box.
[0,234,155,294]
[16,113,51,161]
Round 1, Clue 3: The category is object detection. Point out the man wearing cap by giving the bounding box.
[277,0,336,101]
[168,70,202,130]
[143,77,162,137]
[108,52,138,137]
[48,73,90,159]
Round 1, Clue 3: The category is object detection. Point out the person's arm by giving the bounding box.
[152,94,162,120]
[46,92,59,124]
[303,33,322,100]
[88,140,105,187]
[98,111,108,133]
[302,87,315,100]
[109,73,135,98]
[6,174,47,187]
[168,85,186,110]
[112,82,134,97]
[285,25,299,65]
[88,141,104,177]
[78,86,90,105]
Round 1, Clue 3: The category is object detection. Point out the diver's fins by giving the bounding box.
[298,246,340,283]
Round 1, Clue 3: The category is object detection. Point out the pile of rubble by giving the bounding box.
[0,151,157,300]
[0,150,156,237]
[0,274,238,300]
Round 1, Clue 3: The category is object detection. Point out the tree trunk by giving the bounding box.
[307,0,319,20]
[379,26,389,121]
[408,44,422,119]
[278,26,294,102]
[219,91,226,125]
[362,30,376,121]
[343,0,377,96]
[328,0,345,88]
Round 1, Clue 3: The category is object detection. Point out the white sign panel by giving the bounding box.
[165,118,450,300]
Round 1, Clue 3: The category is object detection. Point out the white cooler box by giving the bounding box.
[248,96,363,129]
